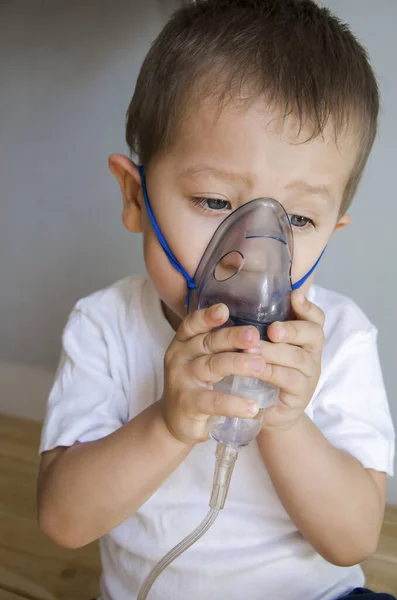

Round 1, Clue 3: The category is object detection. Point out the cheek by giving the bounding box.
[141,208,212,317]
[143,231,187,318]
[290,232,330,284]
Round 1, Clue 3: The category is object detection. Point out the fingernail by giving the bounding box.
[211,304,225,319]
[247,401,259,416]
[247,345,261,354]
[272,322,286,341]
[242,327,254,342]
[251,358,263,373]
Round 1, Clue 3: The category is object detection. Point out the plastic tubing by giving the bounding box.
[137,443,238,600]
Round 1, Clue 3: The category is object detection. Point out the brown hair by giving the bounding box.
[126,0,379,213]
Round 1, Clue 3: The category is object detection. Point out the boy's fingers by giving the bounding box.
[291,290,325,326]
[176,304,229,342]
[266,292,325,351]
[195,390,259,419]
[257,341,317,377]
[259,363,307,396]
[191,352,265,384]
[199,324,260,355]
[267,320,324,353]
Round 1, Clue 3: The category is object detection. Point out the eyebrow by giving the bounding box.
[180,166,252,187]
[284,181,334,205]
[181,166,334,205]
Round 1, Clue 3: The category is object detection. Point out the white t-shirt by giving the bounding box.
[40,277,395,600]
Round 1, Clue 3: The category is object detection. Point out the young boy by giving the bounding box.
[37,1,395,599]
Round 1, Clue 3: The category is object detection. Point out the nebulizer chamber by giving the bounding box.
[137,198,293,600]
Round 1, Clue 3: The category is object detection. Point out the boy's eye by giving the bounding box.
[192,197,231,211]
[289,215,314,229]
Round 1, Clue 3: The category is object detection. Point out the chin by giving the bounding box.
[144,244,198,321]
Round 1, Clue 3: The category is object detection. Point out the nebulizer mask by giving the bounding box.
[137,166,323,599]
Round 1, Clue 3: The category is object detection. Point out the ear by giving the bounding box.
[335,213,351,231]
[108,154,143,233]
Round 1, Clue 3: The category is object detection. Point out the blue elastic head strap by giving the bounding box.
[138,165,324,301]
[138,165,196,305]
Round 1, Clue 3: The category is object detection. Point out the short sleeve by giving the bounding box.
[312,328,395,476]
[40,307,129,453]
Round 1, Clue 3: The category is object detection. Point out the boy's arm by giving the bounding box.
[38,401,192,549]
[38,303,264,549]
[251,290,392,566]
[257,415,386,567]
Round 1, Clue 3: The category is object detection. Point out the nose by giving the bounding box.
[214,251,244,282]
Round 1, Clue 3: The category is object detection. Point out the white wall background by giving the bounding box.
[0,0,396,501]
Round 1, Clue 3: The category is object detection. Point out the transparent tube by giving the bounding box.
[208,375,278,447]
[136,507,219,600]
[137,443,238,600]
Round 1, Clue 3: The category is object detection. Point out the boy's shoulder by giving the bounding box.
[71,276,148,331]
[310,284,376,346]
[75,276,145,313]
[65,276,173,361]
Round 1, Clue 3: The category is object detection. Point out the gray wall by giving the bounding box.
[0,0,396,501]
[317,0,397,503]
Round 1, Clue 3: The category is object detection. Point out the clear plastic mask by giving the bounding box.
[188,197,294,337]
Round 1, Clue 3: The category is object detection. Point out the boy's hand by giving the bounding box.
[257,289,325,431]
[162,303,264,444]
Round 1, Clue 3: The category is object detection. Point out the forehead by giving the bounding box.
[165,98,359,202]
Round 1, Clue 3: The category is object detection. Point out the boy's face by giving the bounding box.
[111,100,355,325]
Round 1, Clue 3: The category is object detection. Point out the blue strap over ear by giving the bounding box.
[291,247,327,290]
[138,166,196,305]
